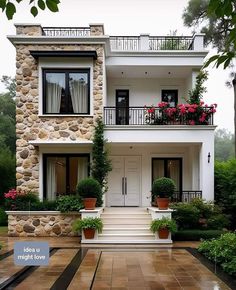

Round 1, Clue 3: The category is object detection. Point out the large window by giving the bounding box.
[43,69,90,114]
[161,90,178,107]
[43,154,90,200]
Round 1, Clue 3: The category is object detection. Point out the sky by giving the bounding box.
[0,0,233,132]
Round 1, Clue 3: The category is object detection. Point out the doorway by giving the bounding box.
[116,90,129,125]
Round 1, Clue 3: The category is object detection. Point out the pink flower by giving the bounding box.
[189,120,195,125]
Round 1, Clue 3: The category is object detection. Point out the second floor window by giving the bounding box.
[43,69,90,114]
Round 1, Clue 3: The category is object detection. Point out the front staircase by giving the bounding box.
[98,207,155,243]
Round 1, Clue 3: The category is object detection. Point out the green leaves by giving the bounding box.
[0,0,60,19]
[203,52,235,70]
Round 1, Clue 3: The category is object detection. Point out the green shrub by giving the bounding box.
[72,217,103,233]
[4,191,40,211]
[77,177,103,207]
[29,200,57,211]
[173,229,225,241]
[152,177,176,198]
[56,195,83,212]
[198,232,236,276]
[172,203,201,229]
[0,208,7,226]
[150,217,177,233]
[207,214,229,230]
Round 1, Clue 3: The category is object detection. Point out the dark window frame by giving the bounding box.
[161,89,178,106]
[115,89,129,125]
[42,68,90,115]
[43,153,90,199]
[152,157,183,194]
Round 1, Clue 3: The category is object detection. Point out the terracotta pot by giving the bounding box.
[158,228,169,239]
[156,197,169,210]
[83,228,96,239]
[83,198,97,210]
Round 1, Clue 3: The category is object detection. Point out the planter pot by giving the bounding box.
[158,228,169,239]
[83,228,96,239]
[83,198,97,210]
[156,197,169,210]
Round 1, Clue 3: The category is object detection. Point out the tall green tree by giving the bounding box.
[183,0,236,155]
[215,128,234,161]
[0,0,60,19]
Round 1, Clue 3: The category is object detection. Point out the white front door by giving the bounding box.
[107,156,141,206]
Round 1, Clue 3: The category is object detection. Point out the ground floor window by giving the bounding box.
[152,158,182,192]
[43,154,90,200]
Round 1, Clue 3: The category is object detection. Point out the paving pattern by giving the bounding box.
[0,238,233,290]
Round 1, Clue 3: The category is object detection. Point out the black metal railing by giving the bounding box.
[149,36,193,50]
[110,36,140,51]
[172,191,202,202]
[42,27,91,37]
[104,107,214,126]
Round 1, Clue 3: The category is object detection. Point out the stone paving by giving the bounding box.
[0,237,233,290]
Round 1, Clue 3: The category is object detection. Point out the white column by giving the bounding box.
[140,34,150,50]
[199,138,214,201]
[192,33,205,50]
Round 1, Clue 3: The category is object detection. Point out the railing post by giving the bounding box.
[140,34,150,50]
[89,23,104,36]
[192,33,205,50]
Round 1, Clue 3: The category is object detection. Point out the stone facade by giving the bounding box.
[7,211,81,237]
[14,24,105,194]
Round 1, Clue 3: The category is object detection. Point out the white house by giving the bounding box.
[8,23,215,209]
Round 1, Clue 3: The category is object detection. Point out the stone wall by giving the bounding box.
[7,211,81,237]
[15,39,104,193]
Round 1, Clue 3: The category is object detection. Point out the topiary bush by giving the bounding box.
[77,178,103,207]
[152,177,176,198]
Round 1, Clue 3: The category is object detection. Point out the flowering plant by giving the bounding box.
[4,189,39,210]
[144,101,217,125]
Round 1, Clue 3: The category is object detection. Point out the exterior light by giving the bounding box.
[208,152,211,163]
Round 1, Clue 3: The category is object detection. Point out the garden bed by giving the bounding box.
[6,211,81,237]
[173,229,225,241]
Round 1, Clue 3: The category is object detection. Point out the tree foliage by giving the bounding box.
[183,0,236,69]
[0,0,60,20]
[215,128,234,161]
[91,118,112,194]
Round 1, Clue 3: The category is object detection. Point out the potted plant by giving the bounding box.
[72,217,103,239]
[77,177,102,210]
[150,217,177,239]
[152,177,175,209]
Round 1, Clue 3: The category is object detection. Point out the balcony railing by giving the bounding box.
[42,27,91,37]
[149,36,193,50]
[110,36,140,51]
[172,191,202,203]
[104,107,214,126]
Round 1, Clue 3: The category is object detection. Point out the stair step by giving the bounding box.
[98,233,155,241]
[102,228,151,234]
[101,213,151,218]
[102,223,151,228]
[102,217,151,224]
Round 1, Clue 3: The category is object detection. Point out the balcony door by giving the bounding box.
[107,156,141,206]
[161,90,178,107]
[116,90,129,125]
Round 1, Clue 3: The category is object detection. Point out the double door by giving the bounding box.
[107,156,141,206]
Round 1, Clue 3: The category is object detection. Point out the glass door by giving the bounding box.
[116,90,129,125]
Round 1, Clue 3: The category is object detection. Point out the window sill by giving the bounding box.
[38,114,94,118]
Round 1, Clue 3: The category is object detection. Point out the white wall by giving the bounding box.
[107,143,201,207]
[107,77,187,106]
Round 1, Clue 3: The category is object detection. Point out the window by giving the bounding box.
[161,90,178,107]
[43,69,90,114]
[43,154,90,200]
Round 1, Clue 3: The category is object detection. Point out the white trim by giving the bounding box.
[104,125,217,131]
[29,139,93,145]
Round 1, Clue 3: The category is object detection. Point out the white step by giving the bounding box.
[102,217,152,225]
[101,213,151,218]
[104,207,148,213]
[98,233,155,241]
[102,227,151,234]
[102,223,151,229]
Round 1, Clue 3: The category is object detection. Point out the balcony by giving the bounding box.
[42,27,91,37]
[104,106,214,126]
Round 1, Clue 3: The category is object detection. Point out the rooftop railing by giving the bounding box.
[42,27,91,37]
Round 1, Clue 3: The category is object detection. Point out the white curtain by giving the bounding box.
[46,82,62,113]
[70,79,88,113]
[47,158,57,200]
[153,160,165,180]
[77,157,88,184]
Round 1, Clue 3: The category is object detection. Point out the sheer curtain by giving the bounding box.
[77,157,88,184]
[47,158,57,200]
[46,82,62,113]
[70,79,88,113]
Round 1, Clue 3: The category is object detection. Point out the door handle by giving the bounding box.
[122,177,124,195]
[125,177,127,195]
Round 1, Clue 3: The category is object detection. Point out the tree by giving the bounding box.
[0,0,60,20]
[215,128,234,161]
[183,0,236,155]
[91,118,112,194]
